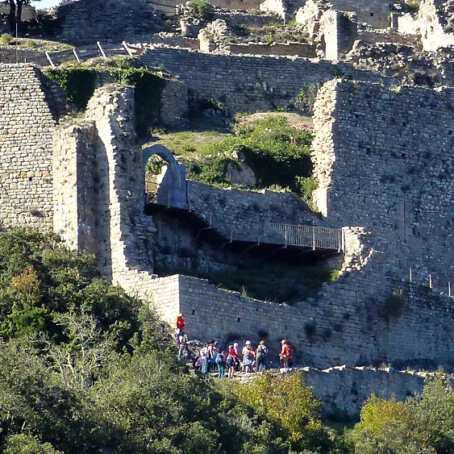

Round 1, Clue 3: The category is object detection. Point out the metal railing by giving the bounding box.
[144,183,343,252]
[268,223,343,251]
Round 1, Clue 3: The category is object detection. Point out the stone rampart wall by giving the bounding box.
[139,46,389,113]
[330,0,390,29]
[214,11,281,27]
[312,80,454,288]
[166,271,454,370]
[303,366,426,417]
[0,64,63,231]
[0,46,46,64]
[187,181,321,244]
[212,0,262,10]
[228,42,316,57]
[57,0,163,45]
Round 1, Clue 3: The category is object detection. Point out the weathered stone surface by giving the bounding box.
[139,46,389,114]
[56,0,164,45]
[0,64,65,231]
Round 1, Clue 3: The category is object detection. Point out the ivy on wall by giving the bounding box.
[44,63,166,136]
[44,66,97,111]
[108,65,165,136]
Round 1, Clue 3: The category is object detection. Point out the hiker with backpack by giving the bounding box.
[215,350,227,378]
[176,331,188,360]
[242,340,255,374]
[226,345,236,379]
[255,340,268,374]
[279,339,294,370]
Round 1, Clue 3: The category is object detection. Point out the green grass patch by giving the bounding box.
[152,114,315,198]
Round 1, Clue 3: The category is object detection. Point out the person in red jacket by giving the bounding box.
[176,312,185,334]
[279,339,294,369]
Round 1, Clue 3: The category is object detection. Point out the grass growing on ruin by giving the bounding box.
[5,37,73,51]
[151,113,315,201]
[45,61,166,134]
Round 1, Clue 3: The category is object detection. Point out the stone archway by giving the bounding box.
[142,144,187,208]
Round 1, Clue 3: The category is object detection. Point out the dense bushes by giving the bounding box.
[349,373,454,453]
[0,229,332,453]
[2,230,453,453]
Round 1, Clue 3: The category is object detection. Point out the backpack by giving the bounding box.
[257,345,268,356]
[226,355,235,366]
[286,343,293,358]
[215,353,225,365]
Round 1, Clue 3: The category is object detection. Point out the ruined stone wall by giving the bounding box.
[0,64,64,231]
[0,47,45,64]
[140,47,389,113]
[160,78,188,128]
[53,121,99,253]
[162,271,454,370]
[329,0,390,29]
[228,42,316,57]
[358,28,419,47]
[147,79,454,371]
[53,84,157,289]
[399,0,454,51]
[56,0,163,45]
[214,11,281,27]
[303,366,427,417]
[312,80,454,288]
[211,0,262,10]
[320,10,357,60]
[187,181,322,244]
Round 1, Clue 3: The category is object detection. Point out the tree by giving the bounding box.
[233,370,331,452]
[8,0,40,35]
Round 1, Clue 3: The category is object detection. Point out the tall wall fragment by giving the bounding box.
[312,79,454,290]
[0,64,64,230]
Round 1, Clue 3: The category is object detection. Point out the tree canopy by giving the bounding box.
[0,229,331,453]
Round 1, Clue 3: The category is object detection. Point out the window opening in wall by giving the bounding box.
[191,310,195,315]
[237,318,241,322]
[28,177,32,181]
[370,12,374,16]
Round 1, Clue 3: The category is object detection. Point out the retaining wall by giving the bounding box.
[139,46,389,113]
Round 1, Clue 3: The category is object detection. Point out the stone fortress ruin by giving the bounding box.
[1,0,454,415]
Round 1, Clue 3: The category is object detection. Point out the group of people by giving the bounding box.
[174,312,295,378]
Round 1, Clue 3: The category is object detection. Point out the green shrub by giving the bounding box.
[236,116,313,193]
[179,115,314,197]
[233,371,331,452]
[187,0,214,20]
[349,374,454,453]
[381,288,408,321]
[294,83,319,115]
[295,175,317,206]
[406,0,421,11]
[0,33,13,46]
